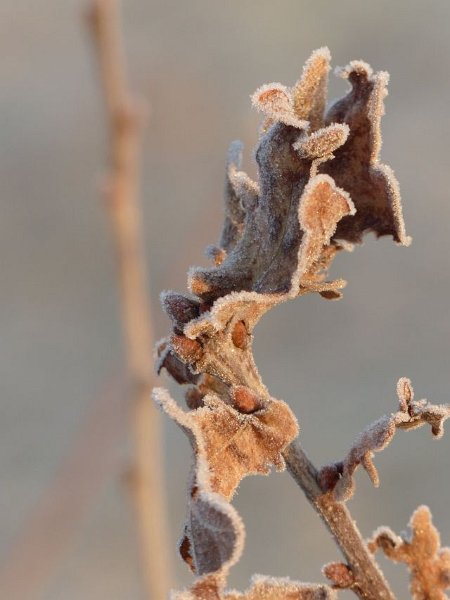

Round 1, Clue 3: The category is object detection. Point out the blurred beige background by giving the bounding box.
[1,1,450,598]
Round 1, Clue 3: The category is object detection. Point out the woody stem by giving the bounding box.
[283,439,396,600]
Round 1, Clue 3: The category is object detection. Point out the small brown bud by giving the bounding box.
[170,334,203,364]
[189,273,211,296]
[318,462,343,492]
[231,386,261,414]
[319,290,342,300]
[162,292,200,328]
[323,562,354,589]
[231,320,249,349]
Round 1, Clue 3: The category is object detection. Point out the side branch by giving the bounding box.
[87,1,171,597]
[284,441,396,600]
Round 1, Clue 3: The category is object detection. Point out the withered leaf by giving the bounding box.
[292,46,331,130]
[321,61,410,245]
[188,48,408,308]
[182,491,245,577]
[368,506,450,600]
[253,83,309,130]
[321,378,450,501]
[154,387,298,501]
[172,574,336,600]
[225,575,336,600]
[220,140,258,254]
[294,123,349,161]
[153,387,298,575]
[295,174,355,283]
[184,173,354,373]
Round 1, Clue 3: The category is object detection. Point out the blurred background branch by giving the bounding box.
[87,0,172,597]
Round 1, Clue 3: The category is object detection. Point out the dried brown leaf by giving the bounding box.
[220,141,247,254]
[153,388,298,574]
[154,388,298,501]
[225,575,336,599]
[292,46,331,130]
[369,506,450,600]
[180,491,245,577]
[321,378,450,501]
[295,174,355,283]
[294,123,349,161]
[321,61,410,245]
[172,574,336,600]
[188,48,408,311]
[252,83,309,130]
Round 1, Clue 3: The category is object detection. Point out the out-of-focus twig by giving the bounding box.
[87,1,172,597]
[0,373,128,600]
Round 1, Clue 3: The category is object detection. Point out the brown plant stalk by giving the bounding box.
[284,441,395,599]
[155,47,450,600]
[87,1,171,597]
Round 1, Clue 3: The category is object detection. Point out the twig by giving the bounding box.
[284,440,396,600]
[0,373,128,600]
[87,1,172,597]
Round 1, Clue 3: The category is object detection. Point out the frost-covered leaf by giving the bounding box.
[368,506,450,600]
[292,46,331,130]
[320,378,450,501]
[252,83,309,129]
[226,575,336,599]
[219,141,259,254]
[294,123,349,161]
[154,388,298,501]
[188,47,408,310]
[172,574,336,600]
[321,61,410,245]
[295,174,355,283]
[181,491,245,577]
[153,388,298,574]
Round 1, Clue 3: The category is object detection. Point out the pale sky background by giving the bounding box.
[1,1,450,598]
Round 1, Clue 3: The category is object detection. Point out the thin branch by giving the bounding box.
[0,373,128,600]
[87,1,172,597]
[283,440,396,600]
